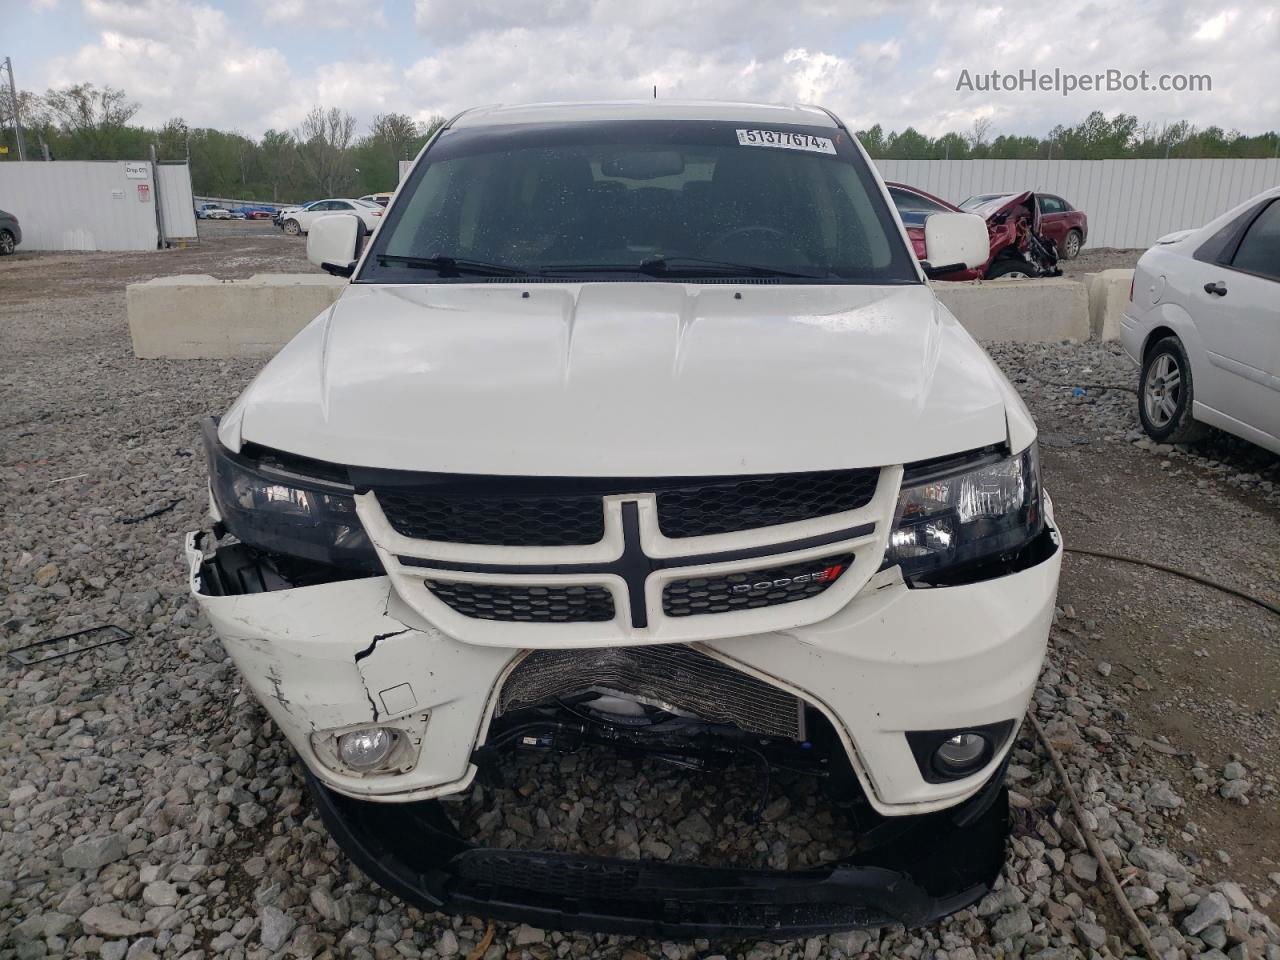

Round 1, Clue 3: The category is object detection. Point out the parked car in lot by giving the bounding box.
[1034,195,1087,259]
[0,209,21,255]
[958,193,1087,259]
[273,201,316,226]
[278,198,383,236]
[188,100,1061,936]
[195,203,232,220]
[1122,186,1280,454]
[243,208,274,220]
[359,192,394,207]
[888,183,1062,279]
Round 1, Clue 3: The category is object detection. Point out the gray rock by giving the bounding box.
[1221,779,1252,802]
[78,906,144,938]
[1131,845,1190,881]
[62,834,127,871]
[1223,761,1246,781]
[1216,881,1252,911]
[992,906,1034,940]
[436,930,460,957]
[514,923,545,945]
[100,943,128,960]
[1145,780,1182,809]
[1070,853,1099,882]
[1076,920,1107,949]
[259,905,296,950]
[1182,891,1232,935]
[675,811,714,843]
[142,881,179,907]
[827,930,872,954]
[1201,924,1229,949]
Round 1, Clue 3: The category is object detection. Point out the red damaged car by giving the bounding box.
[887,183,1064,281]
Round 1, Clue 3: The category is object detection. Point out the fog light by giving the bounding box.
[338,727,396,771]
[934,733,987,773]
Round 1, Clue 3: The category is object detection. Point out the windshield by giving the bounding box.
[359,119,917,284]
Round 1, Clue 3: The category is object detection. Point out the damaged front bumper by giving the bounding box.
[303,761,1010,937]
[184,511,1060,934]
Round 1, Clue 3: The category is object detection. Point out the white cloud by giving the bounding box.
[46,0,292,131]
[27,0,1280,140]
[264,0,385,29]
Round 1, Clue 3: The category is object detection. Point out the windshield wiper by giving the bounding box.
[540,257,826,279]
[376,254,530,277]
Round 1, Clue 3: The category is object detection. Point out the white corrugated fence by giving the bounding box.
[873,158,1280,248]
[0,160,196,251]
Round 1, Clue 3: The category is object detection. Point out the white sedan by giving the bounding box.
[279,199,383,237]
[1121,186,1280,455]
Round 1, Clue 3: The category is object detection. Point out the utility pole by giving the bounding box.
[3,57,26,161]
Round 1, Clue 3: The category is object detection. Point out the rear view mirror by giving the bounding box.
[307,214,363,277]
[921,213,990,277]
[601,150,685,180]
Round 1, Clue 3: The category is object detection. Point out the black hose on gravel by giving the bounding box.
[1065,546,1280,618]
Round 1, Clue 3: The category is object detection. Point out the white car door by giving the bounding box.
[1191,197,1280,441]
[296,200,334,233]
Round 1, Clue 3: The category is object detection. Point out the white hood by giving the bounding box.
[224,282,1024,476]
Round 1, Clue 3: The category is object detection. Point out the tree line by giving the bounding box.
[0,83,442,203]
[2,83,1278,203]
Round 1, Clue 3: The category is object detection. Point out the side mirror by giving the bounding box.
[307,214,363,277]
[921,212,990,278]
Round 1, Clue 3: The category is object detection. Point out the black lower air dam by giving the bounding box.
[303,765,1009,937]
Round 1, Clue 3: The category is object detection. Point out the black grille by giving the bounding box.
[656,470,878,538]
[663,553,854,618]
[424,580,614,622]
[499,644,804,739]
[455,850,641,900]
[378,491,603,546]
[371,467,878,547]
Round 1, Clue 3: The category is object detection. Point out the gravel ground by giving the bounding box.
[1057,247,1143,279]
[1,233,1278,960]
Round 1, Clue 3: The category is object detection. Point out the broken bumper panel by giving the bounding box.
[304,764,1009,938]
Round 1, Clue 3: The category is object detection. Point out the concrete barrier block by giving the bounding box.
[127,273,347,359]
[1083,269,1135,342]
[932,277,1090,343]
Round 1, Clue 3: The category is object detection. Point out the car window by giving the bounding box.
[364,119,917,284]
[1038,196,1064,214]
[888,187,950,214]
[332,201,353,210]
[1230,199,1280,281]
[1195,199,1271,266]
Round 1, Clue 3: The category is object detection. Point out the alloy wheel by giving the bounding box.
[1143,353,1181,428]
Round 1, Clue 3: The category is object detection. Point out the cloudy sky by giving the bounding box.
[10,0,1279,140]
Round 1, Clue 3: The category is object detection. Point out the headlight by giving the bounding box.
[202,419,381,571]
[883,444,1042,580]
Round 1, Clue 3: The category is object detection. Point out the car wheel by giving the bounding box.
[0,230,14,255]
[283,219,301,237]
[1063,229,1082,259]
[985,259,1039,280]
[1138,336,1208,444]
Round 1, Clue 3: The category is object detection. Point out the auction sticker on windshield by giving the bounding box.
[736,129,836,154]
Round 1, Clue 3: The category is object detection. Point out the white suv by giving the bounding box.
[186,100,1061,937]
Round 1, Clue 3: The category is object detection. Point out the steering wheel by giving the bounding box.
[706,225,790,249]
